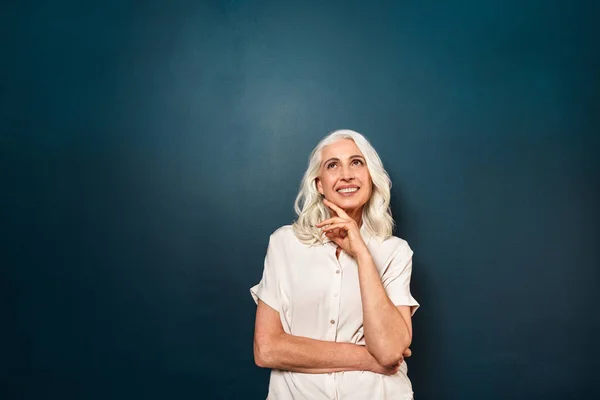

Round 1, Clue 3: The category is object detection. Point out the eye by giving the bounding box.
[352,159,364,166]
[326,162,338,169]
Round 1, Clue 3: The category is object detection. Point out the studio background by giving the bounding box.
[2,1,599,399]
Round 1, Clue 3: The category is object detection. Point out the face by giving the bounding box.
[316,139,373,215]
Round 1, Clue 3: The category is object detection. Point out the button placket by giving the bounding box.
[328,250,343,341]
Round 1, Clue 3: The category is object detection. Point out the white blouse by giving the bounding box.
[251,225,419,400]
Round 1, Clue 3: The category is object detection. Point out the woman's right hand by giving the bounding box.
[370,360,402,375]
[361,346,406,375]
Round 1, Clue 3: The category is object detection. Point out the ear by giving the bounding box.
[316,178,324,195]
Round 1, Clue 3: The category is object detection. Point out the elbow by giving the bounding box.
[374,335,412,367]
[253,341,270,368]
[375,352,403,368]
[253,336,278,369]
[254,356,269,369]
[375,349,406,367]
[253,351,267,368]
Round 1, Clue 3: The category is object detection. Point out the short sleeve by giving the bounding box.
[250,235,281,311]
[381,241,420,315]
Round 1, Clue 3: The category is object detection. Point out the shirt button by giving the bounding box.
[333,292,338,297]
[330,319,336,324]
[336,270,340,274]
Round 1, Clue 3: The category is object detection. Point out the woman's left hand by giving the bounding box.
[316,198,368,258]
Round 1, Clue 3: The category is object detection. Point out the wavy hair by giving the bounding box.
[292,129,395,245]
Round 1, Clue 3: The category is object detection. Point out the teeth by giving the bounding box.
[337,187,358,193]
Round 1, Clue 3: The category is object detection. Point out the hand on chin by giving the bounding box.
[317,198,367,258]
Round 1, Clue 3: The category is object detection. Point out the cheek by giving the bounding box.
[360,171,372,186]
[362,175,373,196]
[322,176,336,191]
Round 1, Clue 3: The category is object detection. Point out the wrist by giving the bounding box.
[355,248,372,263]
[356,345,375,371]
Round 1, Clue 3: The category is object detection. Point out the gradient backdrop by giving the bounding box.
[2,0,599,399]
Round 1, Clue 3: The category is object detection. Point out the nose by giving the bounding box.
[340,165,354,181]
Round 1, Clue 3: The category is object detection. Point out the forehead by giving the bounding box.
[320,139,363,159]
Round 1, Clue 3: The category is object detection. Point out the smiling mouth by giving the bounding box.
[337,187,359,194]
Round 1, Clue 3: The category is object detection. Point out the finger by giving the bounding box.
[381,361,401,375]
[322,223,357,241]
[329,227,347,239]
[315,217,348,227]
[323,198,350,218]
[403,348,412,358]
[324,230,338,239]
[327,234,344,247]
[321,222,350,232]
[323,198,348,217]
[324,228,342,237]
[385,362,400,373]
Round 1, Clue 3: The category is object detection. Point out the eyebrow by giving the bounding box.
[322,155,365,166]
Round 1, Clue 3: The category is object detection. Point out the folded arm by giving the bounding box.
[253,300,401,375]
[356,250,414,367]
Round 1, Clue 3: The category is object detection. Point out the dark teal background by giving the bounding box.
[2,0,599,399]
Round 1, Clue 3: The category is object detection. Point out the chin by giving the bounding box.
[335,197,367,210]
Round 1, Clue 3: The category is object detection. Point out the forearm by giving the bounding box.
[356,250,411,366]
[285,366,358,374]
[255,332,370,373]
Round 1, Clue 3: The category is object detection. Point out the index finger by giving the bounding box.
[323,198,349,218]
[315,217,346,227]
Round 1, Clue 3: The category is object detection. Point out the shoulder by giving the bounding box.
[267,225,299,249]
[370,235,413,259]
[265,225,309,266]
[269,225,295,241]
[268,225,314,255]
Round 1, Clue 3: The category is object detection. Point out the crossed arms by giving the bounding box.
[253,251,414,375]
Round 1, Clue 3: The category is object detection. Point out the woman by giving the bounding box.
[251,129,419,400]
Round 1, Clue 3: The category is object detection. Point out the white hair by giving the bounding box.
[292,129,395,245]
